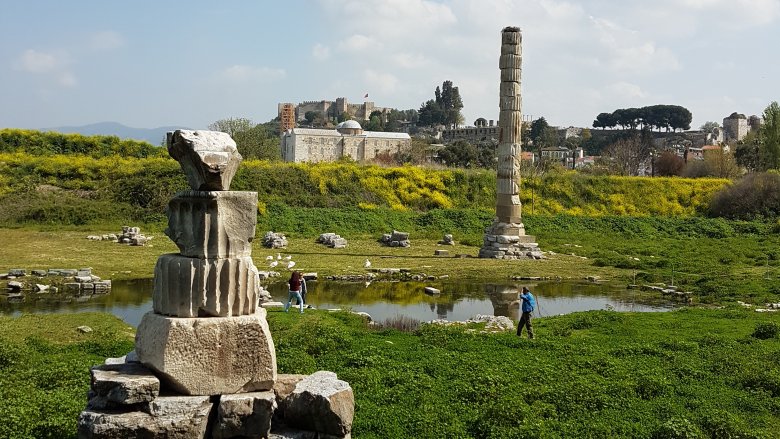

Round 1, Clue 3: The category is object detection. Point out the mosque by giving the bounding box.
[280,120,411,163]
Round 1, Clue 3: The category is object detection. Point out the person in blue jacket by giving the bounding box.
[517,286,535,338]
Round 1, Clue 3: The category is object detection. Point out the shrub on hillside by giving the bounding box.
[0,129,166,158]
[708,172,780,219]
[752,322,779,340]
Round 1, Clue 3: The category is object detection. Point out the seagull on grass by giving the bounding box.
[284,255,293,261]
[364,259,371,269]
[287,260,296,270]
[265,255,274,261]
[269,260,279,268]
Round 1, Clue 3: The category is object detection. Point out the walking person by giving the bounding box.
[295,274,308,307]
[285,271,305,314]
[517,286,535,339]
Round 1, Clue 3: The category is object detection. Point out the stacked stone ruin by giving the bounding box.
[78,130,354,438]
[479,27,543,260]
[316,232,348,248]
[262,231,288,249]
[380,230,410,247]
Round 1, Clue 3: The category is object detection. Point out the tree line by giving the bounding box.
[593,105,692,132]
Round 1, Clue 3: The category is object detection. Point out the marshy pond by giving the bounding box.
[1,278,675,327]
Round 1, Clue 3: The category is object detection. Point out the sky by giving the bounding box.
[1,0,779,131]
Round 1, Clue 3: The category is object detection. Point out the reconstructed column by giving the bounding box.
[78,129,354,439]
[135,129,276,394]
[480,27,544,260]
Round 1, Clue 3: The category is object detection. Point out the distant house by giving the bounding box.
[280,120,411,163]
[442,118,499,143]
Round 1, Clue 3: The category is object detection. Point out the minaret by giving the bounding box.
[479,27,543,260]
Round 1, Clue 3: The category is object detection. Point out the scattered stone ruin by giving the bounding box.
[316,232,348,248]
[380,230,410,247]
[1,267,111,301]
[439,234,455,245]
[78,130,354,438]
[262,231,288,249]
[479,27,543,260]
[87,226,152,246]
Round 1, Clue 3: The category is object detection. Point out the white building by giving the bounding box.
[280,120,411,163]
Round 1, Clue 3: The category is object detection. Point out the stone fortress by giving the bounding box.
[281,119,411,163]
[77,130,354,438]
[278,98,392,126]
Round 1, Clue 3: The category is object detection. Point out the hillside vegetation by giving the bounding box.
[0,150,729,226]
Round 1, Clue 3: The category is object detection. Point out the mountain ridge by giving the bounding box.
[42,121,192,145]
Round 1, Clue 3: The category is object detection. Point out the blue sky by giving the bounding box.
[2,0,779,130]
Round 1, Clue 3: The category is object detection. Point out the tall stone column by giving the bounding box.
[480,27,543,260]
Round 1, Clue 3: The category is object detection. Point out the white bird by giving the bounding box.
[265,255,274,261]
[269,261,279,268]
[365,280,372,288]
[364,259,371,269]
[284,255,293,261]
[286,260,296,270]
[277,253,282,260]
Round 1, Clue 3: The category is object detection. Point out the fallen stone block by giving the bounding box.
[282,371,354,437]
[88,363,160,409]
[78,395,212,439]
[212,391,276,439]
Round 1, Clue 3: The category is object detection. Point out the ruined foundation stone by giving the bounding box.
[135,311,277,395]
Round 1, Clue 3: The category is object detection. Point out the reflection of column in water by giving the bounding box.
[484,284,521,320]
[435,301,454,319]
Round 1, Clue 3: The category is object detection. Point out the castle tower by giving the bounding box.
[479,27,543,260]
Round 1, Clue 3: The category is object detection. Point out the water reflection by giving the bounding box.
[0,278,672,327]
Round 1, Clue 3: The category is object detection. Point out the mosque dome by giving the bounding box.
[342,120,362,130]
[337,119,363,135]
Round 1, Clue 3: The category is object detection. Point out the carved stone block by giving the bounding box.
[165,191,257,259]
[153,254,261,318]
[167,129,242,191]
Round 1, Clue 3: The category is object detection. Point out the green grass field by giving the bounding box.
[1,309,779,438]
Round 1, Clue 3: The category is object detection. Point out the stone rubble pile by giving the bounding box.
[439,234,455,245]
[379,230,410,247]
[263,231,288,249]
[316,232,348,249]
[86,226,153,246]
[78,129,353,439]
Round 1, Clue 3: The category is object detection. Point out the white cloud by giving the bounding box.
[393,52,429,69]
[89,31,125,51]
[677,0,780,27]
[220,65,286,82]
[608,82,649,99]
[17,49,60,73]
[363,69,400,94]
[312,43,331,60]
[15,49,77,87]
[338,34,377,52]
